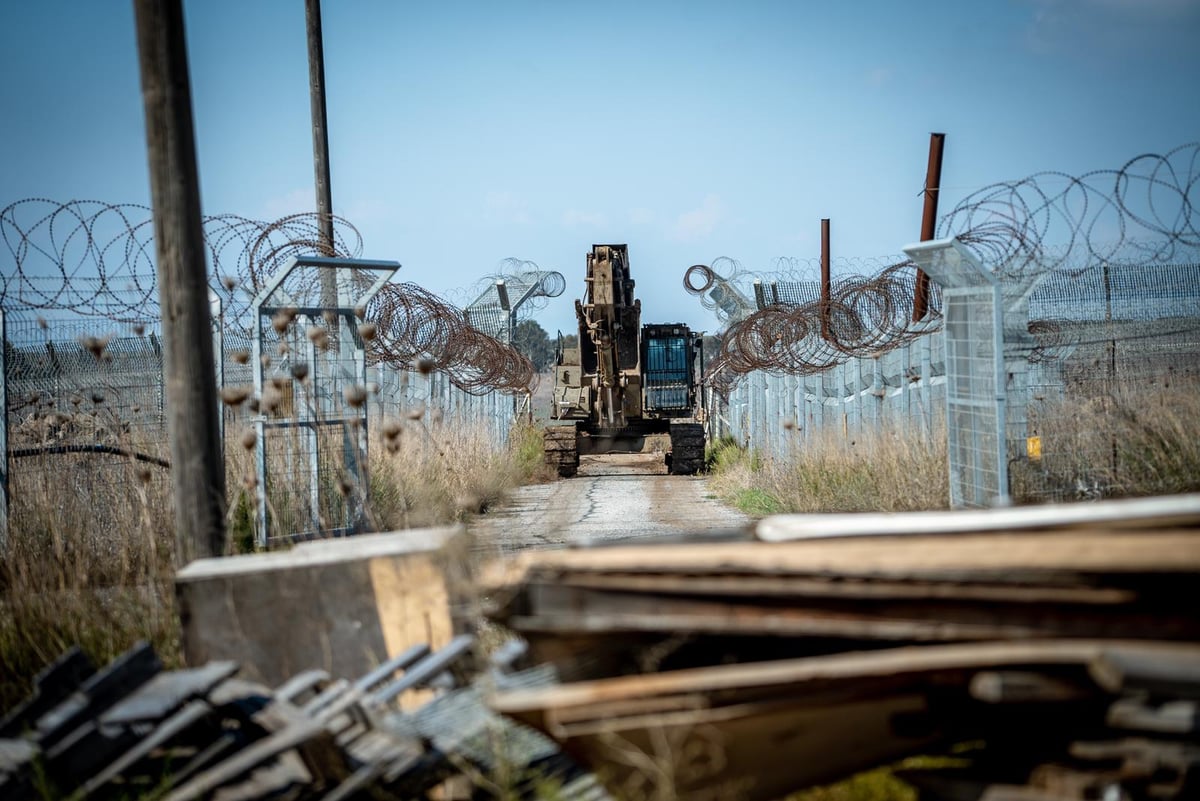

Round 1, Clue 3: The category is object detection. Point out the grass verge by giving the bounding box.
[0,414,541,712]
[707,426,949,516]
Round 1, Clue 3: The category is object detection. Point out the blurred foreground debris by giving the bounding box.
[0,638,608,801]
[485,494,1200,801]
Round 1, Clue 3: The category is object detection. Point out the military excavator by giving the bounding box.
[544,244,705,477]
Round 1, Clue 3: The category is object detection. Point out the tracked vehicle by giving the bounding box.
[544,244,705,477]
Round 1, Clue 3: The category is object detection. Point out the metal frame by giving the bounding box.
[251,256,399,545]
[904,238,1009,508]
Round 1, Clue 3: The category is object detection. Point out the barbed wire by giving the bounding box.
[367,281,534,395]
[686,259,941,397]
[450,259,567,343]
[941,141,1200,276]
[693,144,1200,396]
[0,199,535,394]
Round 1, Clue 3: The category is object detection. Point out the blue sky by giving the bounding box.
[2,0,1197,334]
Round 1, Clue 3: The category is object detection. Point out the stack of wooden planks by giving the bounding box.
[0,639,610,801]
[486,494,1200,801]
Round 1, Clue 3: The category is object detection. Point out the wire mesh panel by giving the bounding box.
[905,239,1007,508]
[941,287,1006,507]
[250,256,399,545]
[462,269,566,342]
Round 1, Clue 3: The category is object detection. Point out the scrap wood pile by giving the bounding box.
[0,636,608,801]
[485,494,1200,801]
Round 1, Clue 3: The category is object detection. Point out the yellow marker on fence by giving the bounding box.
[1027,435,1043,461]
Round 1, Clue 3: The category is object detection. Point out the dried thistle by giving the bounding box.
[221,274,238,291]
[290,362,310,381]
[37,316,48,330]
[79,334,112,361]
[306,326,330,351]
[454,493,483,515]
[219,385,252,406]
[271,307,298,334]
[260,386,282,415]
[357,322,377,341]
[135,465,153,485]
[336,474,354,497]
[343,384,367,408]
[354,303,367,320]
[417,357,436,375]
[133,323,146,336]
[231,349,250,365]
[404,404,425,421]
[239,428,257,451]
[90,392,105,405]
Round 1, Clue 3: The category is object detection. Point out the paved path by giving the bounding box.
[468,455,751,558]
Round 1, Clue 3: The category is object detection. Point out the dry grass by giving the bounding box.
[708,424,950,517]
[712,377,1200,516]
[0,414,542,712]
[1014,378,1200,502]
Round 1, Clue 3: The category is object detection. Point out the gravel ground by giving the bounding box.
[468,455,752,560]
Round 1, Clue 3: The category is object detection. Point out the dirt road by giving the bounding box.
[468,455,751,557]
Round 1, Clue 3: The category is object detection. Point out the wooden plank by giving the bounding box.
[1107,698,1199,734]
[968,671,1095,704]
[80,700,211,796]
[756,492,1200,542]
[35,641,161,748]
[487,529,1200,587]
[1089,646,1200,698]
[0,647,94,738]
[163,716,334,801]
[509,584,1199,643]
[0,738,37,773]
[492,641,1200,727]
[978,786,1079,801]
[554,572,1137,604]
[100,660,237,725]
[540,693,941,801]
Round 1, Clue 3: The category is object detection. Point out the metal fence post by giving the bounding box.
[0,308,8,553]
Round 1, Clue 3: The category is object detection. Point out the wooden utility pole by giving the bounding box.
[133,0,227,562]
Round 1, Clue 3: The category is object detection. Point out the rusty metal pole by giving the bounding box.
[133,0,227,563]
[912,132,946,321]
[820,218,831,340]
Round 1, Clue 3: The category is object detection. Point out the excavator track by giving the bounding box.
[668,422,705,475]
[543,424,579,478]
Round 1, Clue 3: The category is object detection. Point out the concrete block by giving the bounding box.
[175,527,467,687]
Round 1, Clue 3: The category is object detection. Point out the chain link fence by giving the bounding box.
[708,260,1200,505]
